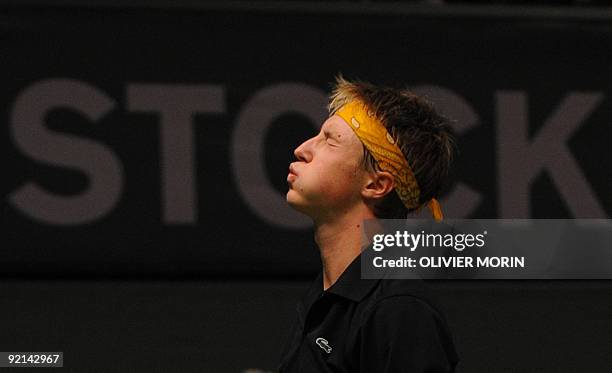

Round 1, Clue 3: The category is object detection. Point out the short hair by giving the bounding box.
[328,75,455,219]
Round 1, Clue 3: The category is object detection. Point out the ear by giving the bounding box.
[361,170,395,203]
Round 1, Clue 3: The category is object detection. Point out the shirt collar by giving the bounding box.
[301,243,380,309]
[325,249,380,302]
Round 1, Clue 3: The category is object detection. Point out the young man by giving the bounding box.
[278,77,459,372]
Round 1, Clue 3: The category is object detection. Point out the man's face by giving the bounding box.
[287,115,368,218]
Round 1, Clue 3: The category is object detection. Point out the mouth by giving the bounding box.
[287,164,298,182]
[288,164,298,176]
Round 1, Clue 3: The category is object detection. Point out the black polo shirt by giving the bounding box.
[278,249,459,372]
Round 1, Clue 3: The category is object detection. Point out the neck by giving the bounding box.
[313,205,377,291]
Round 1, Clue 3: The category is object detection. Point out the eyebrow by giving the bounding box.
[324,129,342,142]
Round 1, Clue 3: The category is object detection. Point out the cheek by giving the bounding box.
[310,162,362,201]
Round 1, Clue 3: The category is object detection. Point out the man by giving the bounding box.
[278,76,459,372]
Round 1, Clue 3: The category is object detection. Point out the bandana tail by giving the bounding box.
[428,198,443,222]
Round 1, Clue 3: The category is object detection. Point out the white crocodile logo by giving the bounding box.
[315,337,332,354]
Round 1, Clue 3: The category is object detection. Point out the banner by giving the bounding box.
[2,7,611,276]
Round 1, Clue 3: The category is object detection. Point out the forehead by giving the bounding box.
[322,115,359,141]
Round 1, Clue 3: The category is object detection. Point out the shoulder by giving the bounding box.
[363,294,444,335]
[360,279,457,350]
[352,281,459,372]
[359,278,445,323]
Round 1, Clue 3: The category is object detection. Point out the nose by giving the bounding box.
[294,136,314,162]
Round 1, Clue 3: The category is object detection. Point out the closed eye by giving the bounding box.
[326,137,339,147]
[324,131,339,146]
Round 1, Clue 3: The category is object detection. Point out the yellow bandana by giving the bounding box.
[335,100,443,221]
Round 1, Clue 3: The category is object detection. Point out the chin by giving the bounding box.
[286,192,303,210]
[286,192,313,216]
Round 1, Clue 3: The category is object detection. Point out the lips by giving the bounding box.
[287,164,298,183]
[288,164,298,176]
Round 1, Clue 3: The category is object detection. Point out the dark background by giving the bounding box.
[1,1,612,371]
